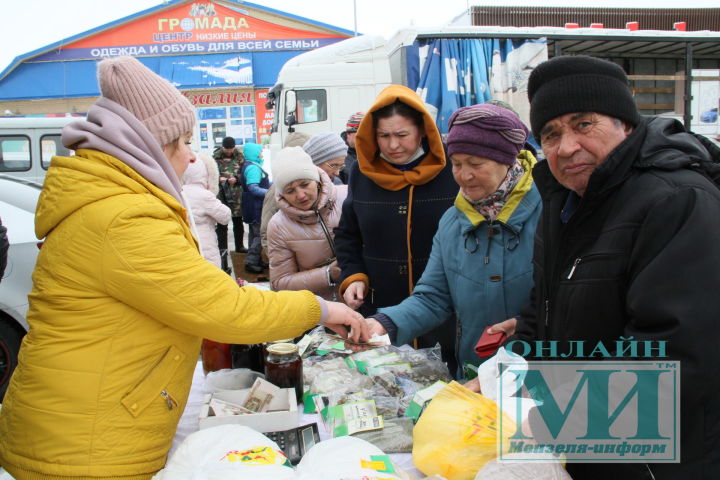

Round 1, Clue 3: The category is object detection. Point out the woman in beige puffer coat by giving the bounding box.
[267,147,347,300]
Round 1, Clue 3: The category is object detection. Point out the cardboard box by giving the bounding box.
[230,251,269,283]
[199,387,299,432]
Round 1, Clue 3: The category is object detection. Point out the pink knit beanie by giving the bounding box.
[97,56,195,147]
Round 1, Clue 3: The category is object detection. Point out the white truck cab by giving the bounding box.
[266,34,393,155]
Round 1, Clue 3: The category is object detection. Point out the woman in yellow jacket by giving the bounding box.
[0,57,366,480]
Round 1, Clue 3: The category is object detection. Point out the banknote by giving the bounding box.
[242,377,281,412]
[327,333,391,347]
[208,398,254,416]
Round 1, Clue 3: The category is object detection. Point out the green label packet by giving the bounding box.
[302,390,319,413]
[346,348,384,374]
[404,380,447,421]
[327,400,384,437]
[365,352,401,368]
[316,340,349,357]
[334,414,384,437]
[366,362,412,376]
[344,356,358,370]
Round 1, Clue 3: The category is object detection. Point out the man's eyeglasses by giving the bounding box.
[326,163,345,171]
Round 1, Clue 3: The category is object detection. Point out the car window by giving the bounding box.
[41,135,72,169]
[0,136,31,172]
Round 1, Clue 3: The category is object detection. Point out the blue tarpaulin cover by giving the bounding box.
[408,37,548,134]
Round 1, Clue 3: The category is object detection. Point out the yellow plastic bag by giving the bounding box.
[412,381,517,480]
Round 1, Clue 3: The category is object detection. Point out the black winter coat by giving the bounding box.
[339,131,356,184]
[335,158,457,317]
[515,117,720,479]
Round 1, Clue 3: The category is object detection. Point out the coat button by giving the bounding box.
[174,355,180,361]
[131,403,138,410]
[490,274,502,282]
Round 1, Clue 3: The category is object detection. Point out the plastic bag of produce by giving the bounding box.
[413,381,516,480]
[353,416,415,453]
[309,367,373,395]
[303,356,349,386]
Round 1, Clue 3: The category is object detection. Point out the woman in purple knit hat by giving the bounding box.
[363,103,542,379]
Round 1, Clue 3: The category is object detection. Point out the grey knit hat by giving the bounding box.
[97,56,196,147]
[303,132,348,166]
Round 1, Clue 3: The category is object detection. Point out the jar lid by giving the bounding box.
[267,342,299,355]
[267,338,294,345]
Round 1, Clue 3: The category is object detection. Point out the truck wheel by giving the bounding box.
[0,317,24,402]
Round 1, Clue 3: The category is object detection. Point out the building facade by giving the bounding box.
[0,0,352,152]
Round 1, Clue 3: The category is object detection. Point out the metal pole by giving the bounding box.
[353,0,358,36]
[683,42,693,130]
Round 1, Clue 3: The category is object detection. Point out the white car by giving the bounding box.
[0,116,78,184]
[0,174,42,400]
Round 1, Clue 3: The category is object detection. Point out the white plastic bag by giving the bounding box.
[204,368,265,393]
[476,347,534,421]
[153,424,295,480]
[475,453,571,479]
[295,436,404,480]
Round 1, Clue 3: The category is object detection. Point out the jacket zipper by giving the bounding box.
[565,252,624,280]
[455,316,462,371]
[455,318,462,349]
[645,464,656,480]
[316,210,337,258]
[480,220,520,264]
[567,257,582,279]
[484,221,495,264]
[160,390,177,411]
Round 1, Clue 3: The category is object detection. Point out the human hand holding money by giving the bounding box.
[321,301,370,343]
[345,317,390,351]
[326,332,391,348]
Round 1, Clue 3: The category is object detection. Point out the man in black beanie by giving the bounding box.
[492,55,720,479]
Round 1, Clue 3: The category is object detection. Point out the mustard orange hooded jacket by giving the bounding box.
[334,85,458,317]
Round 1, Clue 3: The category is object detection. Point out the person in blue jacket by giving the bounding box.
[241,142,270,273]
[364,103,542,378]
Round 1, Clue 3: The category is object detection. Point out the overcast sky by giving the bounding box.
[1,0,717,74]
